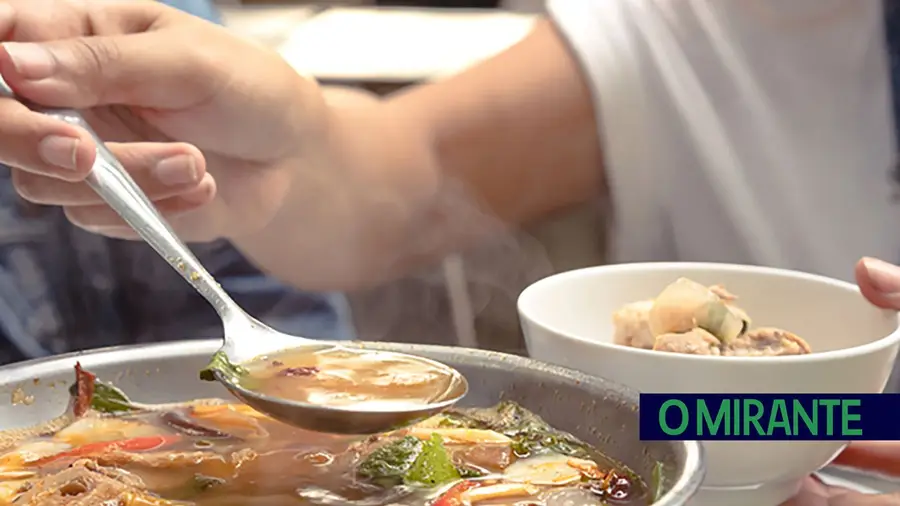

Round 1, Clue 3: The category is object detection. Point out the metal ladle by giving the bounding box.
[10,97,467,434]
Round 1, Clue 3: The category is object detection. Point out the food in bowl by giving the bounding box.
[0,364,652,505]
[613,277,812,356]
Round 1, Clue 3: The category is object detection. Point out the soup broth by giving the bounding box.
[240,347,466,411]
[0,365,652,505]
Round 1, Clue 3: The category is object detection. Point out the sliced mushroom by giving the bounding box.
[724,327,812,356]
[502,454,585,486]
[460,482,540,503]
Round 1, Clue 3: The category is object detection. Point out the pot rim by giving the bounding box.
[0,339,705,505]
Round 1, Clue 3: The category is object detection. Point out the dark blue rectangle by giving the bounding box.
[639,394,898,441]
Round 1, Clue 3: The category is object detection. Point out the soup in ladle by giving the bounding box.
[238,347,466,411]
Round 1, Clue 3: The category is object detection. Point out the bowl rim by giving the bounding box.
[0,339,706,506]
[518,262,900,364]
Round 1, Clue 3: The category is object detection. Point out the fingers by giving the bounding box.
[0,3,14,40]
[0,31,217,110]
[12,139,216,238]
[0,97,97,179]
[855,257,900,310]
[832,442,900,477]
[14,141,207,205]
[0,1,165,43]
[64,174,216,231]
[779,475,829,505]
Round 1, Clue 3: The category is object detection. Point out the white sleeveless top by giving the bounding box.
[548,0,900,282]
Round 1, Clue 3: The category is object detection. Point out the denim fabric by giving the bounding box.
[0,0,355,365]
[162,0,222,23]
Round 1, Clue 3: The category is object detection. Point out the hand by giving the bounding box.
[0,0,327,242]
[781,475,900,505]
[777,257,900,504]
[856,257,900,310]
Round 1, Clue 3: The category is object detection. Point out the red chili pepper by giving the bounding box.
[34,434,180,466]
[432,481,476,506]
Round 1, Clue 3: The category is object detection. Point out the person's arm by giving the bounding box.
[233,19,604,290]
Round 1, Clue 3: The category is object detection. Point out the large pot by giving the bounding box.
[0,340,705,505]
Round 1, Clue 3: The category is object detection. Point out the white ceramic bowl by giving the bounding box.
[518,262,900,506]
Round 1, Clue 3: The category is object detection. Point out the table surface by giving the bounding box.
[223,5,537,82]
[220,5,322,49]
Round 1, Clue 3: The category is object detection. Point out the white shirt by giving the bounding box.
[548,0,900,282]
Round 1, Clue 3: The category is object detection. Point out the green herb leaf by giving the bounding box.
[405,433,461,487]
[199,351,247,383]
[167,473,227,501]
[357,436,424,487]
[445,401,590,458]
[436,415,474,429]
[92,382,137,413]
[456,466,484,479]
[193,474,226,492]
[68,377,136,414]
[357,434,461,489]
[651,461,665,502]
[356,436,424,488]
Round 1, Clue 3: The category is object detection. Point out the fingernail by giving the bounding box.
[2,43,56,80]
[38,135,79,170]
[153,155,197,186]
[183,179,214,204]
[863,257,900,295]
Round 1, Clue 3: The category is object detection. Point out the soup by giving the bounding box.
[238,347,466,411]
[613,277,812,356]
[0,365,652,505]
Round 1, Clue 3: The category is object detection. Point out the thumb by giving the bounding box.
[855,257,900,310]
[0,33,214,110]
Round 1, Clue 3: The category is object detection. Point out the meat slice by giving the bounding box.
[708,285,738,301]
[708,285,752,323]
[612,300,656,349]
[724,327,812,356]
[652,329,722,356]
[10,459,152,505]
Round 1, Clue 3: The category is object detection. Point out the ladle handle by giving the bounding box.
[25,103,242,321]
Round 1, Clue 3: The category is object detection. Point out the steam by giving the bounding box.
[348,176,556,353]
[103,167,559,355]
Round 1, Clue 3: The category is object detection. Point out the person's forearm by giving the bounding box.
[231,85,445,291]
[230,20,604,292]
